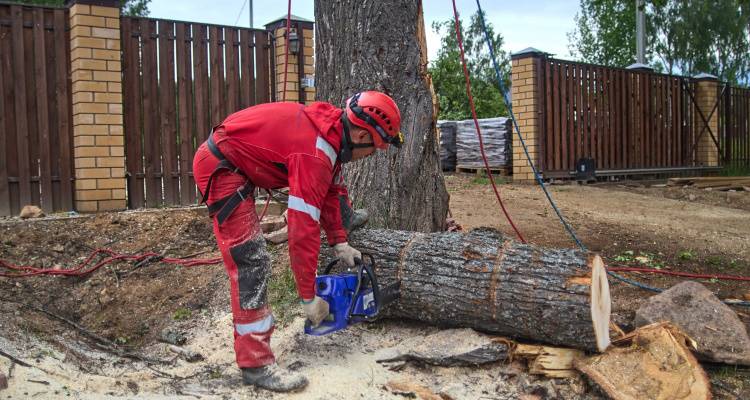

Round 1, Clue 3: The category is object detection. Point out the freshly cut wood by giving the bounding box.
[325,228,611,352]
[513,344,584,378]
[575,323,711,400]
[384,381,443,400]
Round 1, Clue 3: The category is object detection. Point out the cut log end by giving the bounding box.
[590,255,612,352]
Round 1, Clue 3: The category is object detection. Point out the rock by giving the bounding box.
[635,281,750,365]
[160,328,187,345]
[374,328,509,366]
[260,215,286,233]
[19,205,44,219]
[687,194,697,201]
[263,225,288,244]
[0,372,7,390]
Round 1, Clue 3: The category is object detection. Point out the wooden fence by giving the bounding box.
[538,58,707,176]
[121,17,272,209]
[0,4,73,216]
[721,86,750,168]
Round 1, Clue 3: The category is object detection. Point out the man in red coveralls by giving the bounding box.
[192,91,403,392]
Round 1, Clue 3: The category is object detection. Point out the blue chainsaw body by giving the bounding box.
[304,255,399,336]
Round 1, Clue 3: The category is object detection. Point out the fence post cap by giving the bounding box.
[511,47,546,59]
[625,62,653,71]
[693,72,718,81]
[64,0,121,7]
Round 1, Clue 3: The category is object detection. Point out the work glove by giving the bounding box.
[301,296,330,327]
[333,242,362,267]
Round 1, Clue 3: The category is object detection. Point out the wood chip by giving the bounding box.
[384,380,444,400]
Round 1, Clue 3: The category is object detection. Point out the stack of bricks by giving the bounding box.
[267,17,315,104]
[510,50,542,183]
[693,74,720,167]
[68,0,125,212]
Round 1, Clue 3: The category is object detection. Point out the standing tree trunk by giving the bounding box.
[314,0,449,232]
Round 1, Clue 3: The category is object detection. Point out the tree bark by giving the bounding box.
[322,228,611,352]
[314,0,448,232]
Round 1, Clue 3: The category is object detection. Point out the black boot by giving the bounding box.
[242,363,308,392]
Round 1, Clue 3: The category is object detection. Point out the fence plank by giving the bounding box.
[53,8,72,211]
[176,22,194,205]
[225,27,239,114]
[552,62,561,171]
[255,30,270,104]
[1,5,19,215]
[33,8,52,212]
[193,24,210,142]
[240,29,255,108]
[158,20,178,204]
[209,25,224,125]
[122,18,144,208]
[11,6,31,208]
[543,59,552,171]
[0,7,8,216]
[140,18,162,207]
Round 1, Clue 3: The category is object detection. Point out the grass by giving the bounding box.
[268,266,299,326]
[172,307,192,321]
[470,170,505,185]
[678,250,696,261]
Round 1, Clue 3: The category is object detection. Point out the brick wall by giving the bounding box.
[268,18,315,104]
[510,50,542,183]
[693,75,720,167]
[69,0,125,212]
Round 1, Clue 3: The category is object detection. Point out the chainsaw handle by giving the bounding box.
[322,253,375,275]
[348,256,382,320]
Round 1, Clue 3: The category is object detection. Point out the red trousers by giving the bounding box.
[193,143,275,368]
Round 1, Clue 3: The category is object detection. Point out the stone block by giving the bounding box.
[71,14,107,29]
[97,178,126,189]
[75,178,97,190]
[108,82,122,93]
[106,39,121,50]
[72,58,108,71]
[107,60,121,71]
[94,92,122,103]
[73,113,95,126]
[95,135,123,146]
[77,189,111,201]
[72,92,94,104]
[74,102,108,115]
[90,6,120,18]
[92,49,120,61]
[69,4,91,16]
[75,124,109,135]
[105,18,120,29]
[94,113,123,125]
[73,80,108,93]
[98,199,126,210]
[72,36,106,50]
[73,135,95,147]
[76,146,110,158]
[76,200,98,212]
[93,71,121,82]
[96,156,125,168]
[72,69,93,82]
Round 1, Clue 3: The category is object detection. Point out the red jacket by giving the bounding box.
[212,101,349,299]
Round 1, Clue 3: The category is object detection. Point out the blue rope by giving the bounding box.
[472,0,750,307]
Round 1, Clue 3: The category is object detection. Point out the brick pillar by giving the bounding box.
[693,73,720,167]
[510,48,544,183]
[265,16,315,104]
[68,0,125,212]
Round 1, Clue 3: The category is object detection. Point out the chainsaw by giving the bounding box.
[304,253,400,336]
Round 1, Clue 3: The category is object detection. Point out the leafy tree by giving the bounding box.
[7,0,150,16]
[429,10,509,120]
[568,0,750,85]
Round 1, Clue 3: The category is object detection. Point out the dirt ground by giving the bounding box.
[1,174,749,399]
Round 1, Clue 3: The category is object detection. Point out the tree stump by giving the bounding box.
[323,228,611,352]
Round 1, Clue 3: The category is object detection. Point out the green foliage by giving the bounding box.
[429,10,509,120]
[568,0,750,85]
[268,265,299,326]
[172,307,191,321]
[678,250,696,261]
[7,0,150,16]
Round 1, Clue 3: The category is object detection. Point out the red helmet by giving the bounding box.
[345,91,404,149]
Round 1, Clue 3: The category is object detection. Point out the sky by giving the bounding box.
[148,0,580,61]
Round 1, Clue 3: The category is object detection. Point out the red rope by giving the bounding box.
[0,249,221,278]
[281,0,292,102]
[450,0,526,243]
[608,266,750,282]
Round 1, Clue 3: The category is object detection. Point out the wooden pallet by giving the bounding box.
[456,165,512,176]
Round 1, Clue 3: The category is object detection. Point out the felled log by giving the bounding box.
[323,228,611,352]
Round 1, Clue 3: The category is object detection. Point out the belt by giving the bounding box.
[200,132,255,225]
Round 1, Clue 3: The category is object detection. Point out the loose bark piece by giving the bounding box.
[325,228,612,352]
[635,281,750,365]
[513,344,584,378]
[0,372,7,390]
[374,328,510,366]
[167,345,204,363]
[575,323,711,400]
[384,380,444,400]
